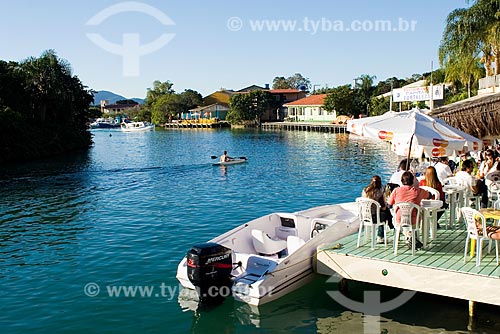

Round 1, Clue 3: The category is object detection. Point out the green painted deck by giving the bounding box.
[320,227,500,278]
[316,219,500,306]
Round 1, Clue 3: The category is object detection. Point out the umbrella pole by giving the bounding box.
[406,134,414,171]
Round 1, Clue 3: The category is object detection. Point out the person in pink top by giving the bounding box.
[388,171,430,249]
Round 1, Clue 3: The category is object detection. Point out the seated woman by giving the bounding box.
[419,166,447,224]
[476,149,498,207]
[387,171,430,249]
[361,175,394,244]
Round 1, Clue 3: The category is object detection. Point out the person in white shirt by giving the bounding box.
[455,160,478,195]
[388,158,419,187]
[434,157,453,185]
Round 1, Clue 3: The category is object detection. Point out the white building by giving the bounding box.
[283,94,336,122]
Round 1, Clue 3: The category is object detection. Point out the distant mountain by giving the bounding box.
[92,90,145,105]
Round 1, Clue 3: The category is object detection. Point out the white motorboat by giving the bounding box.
[176,202,359,306]
[90,117,121,129]
[120,121,155,132]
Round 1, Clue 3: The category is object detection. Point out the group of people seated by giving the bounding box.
[362,166,428,250]
[361,151,500,250]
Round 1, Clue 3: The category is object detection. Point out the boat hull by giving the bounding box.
[212,158,247,166]
[120,122,155,132]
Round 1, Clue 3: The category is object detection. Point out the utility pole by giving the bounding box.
[430,61,434,113]
[389,79,394,111]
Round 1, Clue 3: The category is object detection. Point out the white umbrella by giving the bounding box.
[346,110,397,136]
[434,118,482,152]
[359,108,482,158]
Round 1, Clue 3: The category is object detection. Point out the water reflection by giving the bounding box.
[180,275,500,334]
[0,150,93,274]
[317,311,467,334]
[179,276,338,333]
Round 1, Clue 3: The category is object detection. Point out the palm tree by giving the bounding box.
[440,0,500,87]
[354,74,376,115]
[444,53,484,97]
[466,0,500,75]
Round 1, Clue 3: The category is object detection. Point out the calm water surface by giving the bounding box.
[1,128,499,333]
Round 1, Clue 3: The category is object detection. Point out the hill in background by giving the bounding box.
[92,90,145,105]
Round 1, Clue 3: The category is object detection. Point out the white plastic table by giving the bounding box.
[420,199,444,248]
[443,185,465,229]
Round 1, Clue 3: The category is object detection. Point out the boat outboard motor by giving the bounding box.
[186,242,233,303]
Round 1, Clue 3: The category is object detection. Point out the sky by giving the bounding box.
[0,0,466,99]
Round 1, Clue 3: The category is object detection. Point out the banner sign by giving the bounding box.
[392,85,444,102]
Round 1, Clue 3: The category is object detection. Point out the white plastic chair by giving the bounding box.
[464,185,481,210]
[493,199,500,226]
[355,197,387,249]
[393,202,422,256]
[419,186,440,200]
[488,181,500,207]
[461,207,499,266]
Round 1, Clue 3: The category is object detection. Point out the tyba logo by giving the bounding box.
[86,2,176,76]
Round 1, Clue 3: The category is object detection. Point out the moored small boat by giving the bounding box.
[120,121,155,132]
[90,118,121,129]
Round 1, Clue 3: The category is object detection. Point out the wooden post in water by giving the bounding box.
[467,300,476,331]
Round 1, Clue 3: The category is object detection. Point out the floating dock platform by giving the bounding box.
[163,121,230,129]
[261,122,347,133]
[316,228,500,306]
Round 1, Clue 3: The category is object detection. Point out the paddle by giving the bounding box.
[210,155,247,160]
[210,155,248,160]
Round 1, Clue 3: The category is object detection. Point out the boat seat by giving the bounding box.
[275,226,298,240]
[287,235,306,254]
[251,229,287,256]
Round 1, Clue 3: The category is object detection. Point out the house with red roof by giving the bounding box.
[198,85,307,122]
[265,88,307,121]
[283,94,335,122]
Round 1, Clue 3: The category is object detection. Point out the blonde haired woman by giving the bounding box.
[419,166,446,223]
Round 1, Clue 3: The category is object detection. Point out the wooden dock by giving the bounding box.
[316,227,500,306]
[163,121,230,129]
[261,122,347,133]
[162,121,347,132]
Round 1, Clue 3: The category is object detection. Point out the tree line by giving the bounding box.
[110,0,500,125]
[0,50,94,164]
[2,1,496,162]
